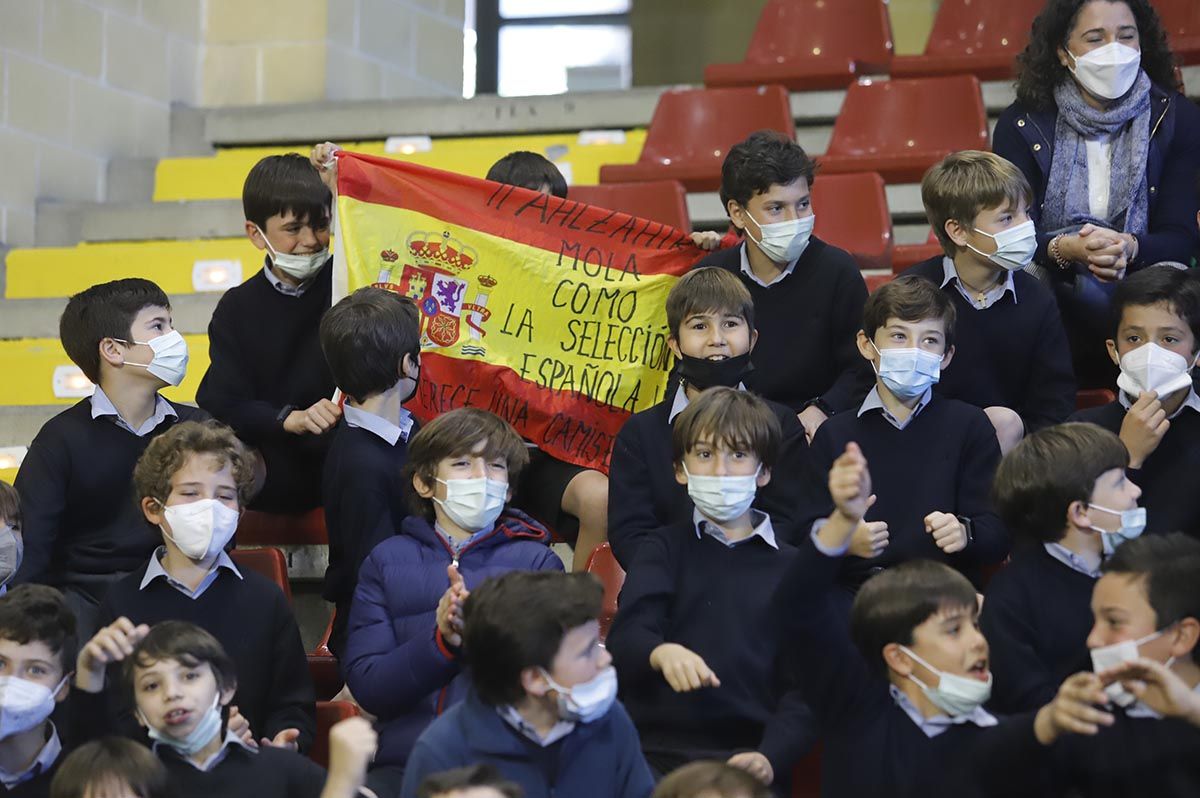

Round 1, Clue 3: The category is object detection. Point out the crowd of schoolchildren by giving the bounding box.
[5,12,1200,798]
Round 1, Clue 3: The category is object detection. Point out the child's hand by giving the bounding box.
[284,399,343,435]
[435,564,469,648]
[1120,391,1168,469]
[1099,657,1200,727]
[227,705,259,748]
[310,142,342,192]
[727,751,774,785]
[829,442,873,523]
[322,717,377,798]
[847,520,889,559]
[797,406,828,444]
[76,617,150,693]
[925,512,967,553]
[650,643,721,692]
[262,728,301,750]
[1034,672,1114,746]
[688,231,722,251]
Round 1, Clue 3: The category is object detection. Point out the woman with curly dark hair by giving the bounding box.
[993,0,1200,385]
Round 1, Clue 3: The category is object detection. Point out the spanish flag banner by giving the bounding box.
[332,152,702,472]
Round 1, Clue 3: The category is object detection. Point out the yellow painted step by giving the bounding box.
[4,239,258,300]
[0,469,14,485]
[0,336,208,407]
[154,130,647,202]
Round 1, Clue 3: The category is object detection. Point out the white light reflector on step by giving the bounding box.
[52,366,94,399]
[0,447,27,471]
[385,136,434,155]
[577,129,626,146]
[192,259,242,292]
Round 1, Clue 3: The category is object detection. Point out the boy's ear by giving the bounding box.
[141,496,165,527]
[244,221,267,250]
[667,336,681,361]
[519,666,552,699]
[219,684,238,707]
[940,344,955,371]
[726,200,747,232]
[881,643,915,678]
[673,461,688,487]
[748,328,759,353]
[1066,499,1092,531]
[98,337,127,370]
[855,330,877,364]
[756,466,771,488]
[944,218,971,248]
[53,677,70,703]
[1105,338,1121,367]
[412,472,435,500]
[1169,617,1200,661]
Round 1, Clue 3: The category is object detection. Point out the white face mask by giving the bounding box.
[684,465,760,523]
[1090,628,1170,707]
[1087,503,1147,556]
[968,220,1037,271]
[871,341,942,401]
[743,211,815,264]
[118,330,189,387]
[1067,41,1142,100]
[0,675,66,740]
[0,525,22,589]
[435,477,507,533]
[541,666,618,724]
[1116,343,1197,400]
[162,499,240,562]
[899,646,992,717]
[256,225,329,282]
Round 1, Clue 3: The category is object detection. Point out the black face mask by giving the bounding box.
[675,352,754,390]
[401,351,421,403]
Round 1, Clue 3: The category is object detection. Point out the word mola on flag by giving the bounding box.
[332,152,702,471]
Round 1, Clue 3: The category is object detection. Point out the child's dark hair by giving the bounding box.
[320,287,421,404]
[404,408,529,520]
[242,153,332,231]
[463,571,603,707]
[1110,264,1200,347]
[132,420,256,507]
[0,481,19,531]
[50,737,170,798]
[653,760,771,798]
[59,278,171,383]
[418,764,524,798]
[1104,533,1200,665]
[665,267,755,341]
[124,621,237,700]
[671,387,780,470]
[486,151,568,199]
[993,422,1128,544]
[862,274,957,349]
[0,584,76,673]
[851,560,977,680]
[719,130,816,214]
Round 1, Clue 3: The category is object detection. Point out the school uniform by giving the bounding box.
[0,721,63,797]
[607,381,809,568]
[155,730,328,798]
[902,256,1075,433]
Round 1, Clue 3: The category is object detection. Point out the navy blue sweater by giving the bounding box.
[902,257,1075,433]
[980,543,1095,714]
[1071,400,1200,539]
[321,417,418,658]
[606,383,810,568]
[196,260,336,513]
[606,518,815,775]
[400,689,654,798]
[797,393,1009,588]
[693,240,873,412]
[157,743,328,798]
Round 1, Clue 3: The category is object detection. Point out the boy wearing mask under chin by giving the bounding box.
[341,408,562,798]
[94,421,316,753]
[1071,264,1200,540]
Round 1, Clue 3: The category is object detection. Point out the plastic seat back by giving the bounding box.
[891,0,1043,79]
[1075,388,1117,411]
[584,542,625,641]
[1157,0,1200,64]
[811,172,893,271]
[229,546,292,603]
[569,181,691,232]
[309,701,361,768]
[308,614,343,701]
[236,507,328,546]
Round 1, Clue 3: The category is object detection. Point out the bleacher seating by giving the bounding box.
[890,0,1043,80]
[1075,388,1117,412]
[229,546,292,602]
[704,0,893,91]
[236,508,329,547]
[584,542,625,641]
[811,172,893,272]
[818,75,989,183]
[893,230,943,273]
[308,614,343,701]
[598,86,795,192]
[1160,0,1200,65]
[569,180,691,232]
[864,273,894,293]
[309,700,362,768]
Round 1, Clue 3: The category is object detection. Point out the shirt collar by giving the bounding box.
[157,728,256,772]
[140,546,242,599]
[889,685,998,738]
[496,705,576,747]
[667,381,747,424]
[857,385,932,430]
[1043,542,1102,579]
[434,523,493,556]
[0,722,60,788]
[1125,679,1200,720]
[1118,387,1200,420]
[693,508,777,550]
[261,257,315,297]
[941,257,1017,310]
[342,403,413,445]
[90,386,178,437]
[738,242,799,288]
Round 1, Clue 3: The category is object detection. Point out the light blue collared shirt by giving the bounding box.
[497,705,576,747]
[738,242,801,288]
[809,525,852,557]
[694,508,777,550]
[0,722,61,788]
[667,382,748,424]
[1118,386,1200,421]
[435,523,492,558]
[261,257,317,297]
[941,257,1017,310]
[857,386,932,431]
[889,684,998,738]
[343,404,414,446]
[154,728,256,772]
[139,546,242,600]
[1043,542,1102,579]
[90,386,177,437]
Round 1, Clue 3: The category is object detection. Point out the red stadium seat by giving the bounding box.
[569,180,691,232]
[584,542,625,642]
[599,86,795,192]
[1158,0,1200,65]
[890,0,1044,80]
[308,701,361,768]
[704,0,893,91]
[236,507,328,546]
[811,172,893,271]
[229,546,292,602]
[864,273,893,293]
[819,76,989,183]
[893,230,943,274]
[791,744,822,798]
[308,614,343,701]
[1075,388,1117,411]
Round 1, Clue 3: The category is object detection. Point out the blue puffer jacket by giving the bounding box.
[343,509,564,769]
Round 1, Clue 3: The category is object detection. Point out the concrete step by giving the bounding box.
[0,294,220,339]
[35,200,244,247]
